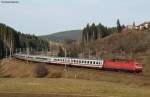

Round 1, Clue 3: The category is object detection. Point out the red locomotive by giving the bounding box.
[103,59,143,73]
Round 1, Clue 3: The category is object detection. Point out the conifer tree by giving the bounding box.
[133,22,136,27]
[117,19,122,33]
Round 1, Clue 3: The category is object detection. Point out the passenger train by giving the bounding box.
[14,54,143,73]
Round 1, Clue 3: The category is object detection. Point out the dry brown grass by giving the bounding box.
[95,30,150,53]
[0,59,36,77]
[0,78,150,97]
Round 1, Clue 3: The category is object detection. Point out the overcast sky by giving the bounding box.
[0,0,150,35]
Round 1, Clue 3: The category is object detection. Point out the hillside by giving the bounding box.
[94,30,150,55]
[75,29,150,58]
[39,30,82,41]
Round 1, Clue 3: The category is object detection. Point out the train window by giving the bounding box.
[79,60,81,63]
[81,60,83,63]
[83,61,85,64]
[82,61,84,64]
[76,60,78,63]
[93,61,95,64]
[87,61,89,64]
[96,62,99,64]
[90,61,92,64]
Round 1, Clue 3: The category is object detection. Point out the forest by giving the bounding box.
[0,23,49,59]
[82,19,124,44]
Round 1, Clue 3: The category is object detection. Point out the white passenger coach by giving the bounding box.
[14,54,104,68]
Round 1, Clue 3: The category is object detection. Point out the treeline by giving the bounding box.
[82,19,124,44]
[0,23,49,58]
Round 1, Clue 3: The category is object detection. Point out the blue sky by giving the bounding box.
[0,0,150,35]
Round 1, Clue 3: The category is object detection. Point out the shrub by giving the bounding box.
[34,64,48,78]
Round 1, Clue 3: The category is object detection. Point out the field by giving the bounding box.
[0,78,150,97]
[0,58,150,97]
